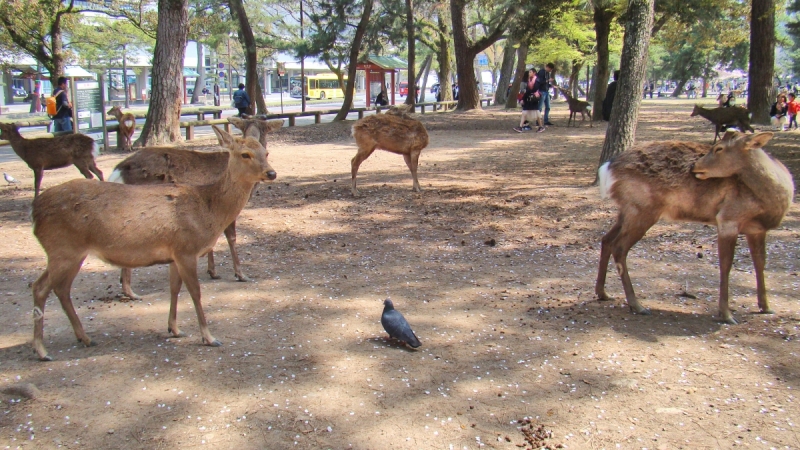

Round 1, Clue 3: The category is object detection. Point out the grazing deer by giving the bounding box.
[557,86,592,127]
[109,119,284,298]
[690,104,754,143]
[0,122,103,198]
[596,131,794,324]
[29,126,277,360]
[350,105,429,196]
[107,106,136,151]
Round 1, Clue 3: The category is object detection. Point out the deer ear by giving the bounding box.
[266,119,284,133]
[212,125,234,147]
[227,117,245,131]
[720,130,739,142]
[744,132,773,150]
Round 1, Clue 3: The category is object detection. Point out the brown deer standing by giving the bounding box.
[556,86,593,127]
[228,115,283,150]
[0,122,103,198]
[29,126,276,360]
[596,131,794,324]
[109,119,284,298]
[107,106,136,151]
[350,105,429,196]
[690,104,754,143]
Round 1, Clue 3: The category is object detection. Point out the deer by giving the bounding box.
[109,119,284,298]
[0,122,103,198]
[690,104,754,143]
[556,86,592,127]
[228,115,283,150]
[595,131,794,324]
[350,105,429,196]
[107,106,136,151]
[29,126,277,361]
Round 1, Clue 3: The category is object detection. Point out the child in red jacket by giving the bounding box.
[787,93,799,130]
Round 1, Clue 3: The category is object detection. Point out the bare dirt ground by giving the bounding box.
[1,98,799,450]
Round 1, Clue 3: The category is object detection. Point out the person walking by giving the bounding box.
[602,70,620,121]
[232,83,251,117]
[513,68,544,133]
[536,63,555,126]
[52,77,73,132]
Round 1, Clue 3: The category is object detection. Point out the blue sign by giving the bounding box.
[477,55,488,66]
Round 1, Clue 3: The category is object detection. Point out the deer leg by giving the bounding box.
[403,152,422,192]
[174,256,220,346]
[746,232,772,314]
[596,221,622,301]
[717,229,739,324]
[75,163,95,180]
[611,216,658,315]
[120,268,141,300]
[89,162,104,181]
[167,262,186,338]
[206,251,221,279]
[351,145,376,197]
[52,257,92,347]
[223,221,248,282]
[713,125,721,144]
[31,269,52,360]
[33,167,43,198]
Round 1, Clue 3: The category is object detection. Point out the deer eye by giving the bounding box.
[241,152,253,159]
[713,146,723,154]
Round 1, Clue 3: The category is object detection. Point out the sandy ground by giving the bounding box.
[0,98,799,450]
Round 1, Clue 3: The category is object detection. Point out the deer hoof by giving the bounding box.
[203,338,223,347]
[718,315,738,325]
[39,354,53,362]
[630,305,651,315]
[167,328,186,338]
[235,274,250,282]
[207,271,221,280]
[757,308,775,315]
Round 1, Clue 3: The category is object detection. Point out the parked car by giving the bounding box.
[12,87,27,97]
[398,82,420,97]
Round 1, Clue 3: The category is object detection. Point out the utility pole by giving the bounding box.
[300,0,306,112]
[227,37,233,101]
[123,44,129,108]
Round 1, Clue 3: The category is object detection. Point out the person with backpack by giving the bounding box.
[49,77,73,132]
[232,83,251,117]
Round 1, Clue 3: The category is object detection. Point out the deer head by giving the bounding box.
[692,131,773,180]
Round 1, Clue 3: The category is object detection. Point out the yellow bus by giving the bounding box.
[289,73,346,100]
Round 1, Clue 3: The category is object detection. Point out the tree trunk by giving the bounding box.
[569,61,582,97]
[436,15,453,103]
[135,0,189,147]
[404,0,416,106]
[597,0,655,167]
[505,42,528,109]
[450,0,480,110]
[49,15,66,86]
[418,54,433,102]
[190,42,205,104]
[229,0,266,115]
[592,6,615,120]
[671,79,687,97]
[747,0,775,125]
[334,0,373,120]
[495,39,516,105]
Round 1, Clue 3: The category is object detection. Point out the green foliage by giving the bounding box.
[70,16,154,69]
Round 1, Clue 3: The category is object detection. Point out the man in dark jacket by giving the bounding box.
[536,63,555,126]
[233,83,251,117]
[602,70,620,121]
[52,77,73,132]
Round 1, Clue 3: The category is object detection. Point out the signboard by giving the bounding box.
[477,54,489,66]
[74,80,103,133]
[276,62,286,76]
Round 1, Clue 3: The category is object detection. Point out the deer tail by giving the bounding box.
[598,162,615,200]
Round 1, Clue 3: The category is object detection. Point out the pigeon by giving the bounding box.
[381,299,421,348]
[4,173,19,185]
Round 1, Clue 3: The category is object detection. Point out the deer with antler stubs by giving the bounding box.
[29,126,276,361]
[557,86,592,127]
[596,131,794,324]
[107,106,136,151]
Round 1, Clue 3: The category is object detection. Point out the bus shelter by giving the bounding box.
[355,55,407,108]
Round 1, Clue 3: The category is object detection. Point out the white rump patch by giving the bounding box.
[108,168,124,184]
[124,119,135,128]
[598,162,615,199]
[92,141,100,159]
[350,124,357,138]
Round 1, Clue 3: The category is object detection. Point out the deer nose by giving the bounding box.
[266,170,277,181]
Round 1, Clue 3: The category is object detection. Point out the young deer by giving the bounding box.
[29,126,277,361]
[107,106,136,151]
[109,119,283,297]
[350,105,429,196]
[557,86,593,127]
[690,104,754,143]
[596,131,794,324]
[0,122,103,198]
